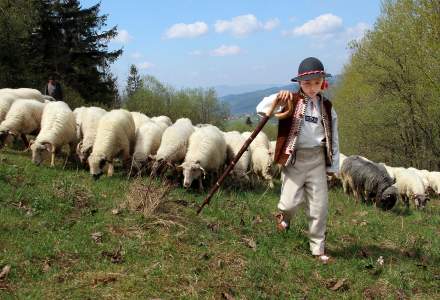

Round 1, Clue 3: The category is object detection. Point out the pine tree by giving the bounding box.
[28,0,122,106]
[125,64,143,98]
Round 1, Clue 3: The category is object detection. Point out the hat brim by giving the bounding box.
[291,72,332,82]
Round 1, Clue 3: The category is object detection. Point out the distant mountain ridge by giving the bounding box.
[214,84,285,98]
[220,84,298,115]
[220,75,340,115]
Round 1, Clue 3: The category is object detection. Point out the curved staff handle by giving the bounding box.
[196,97,281,215]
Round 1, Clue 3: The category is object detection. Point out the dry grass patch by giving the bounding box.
[123,178,187,229]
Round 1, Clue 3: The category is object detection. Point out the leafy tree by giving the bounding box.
[334,0,440,169]
[124,75,230,127]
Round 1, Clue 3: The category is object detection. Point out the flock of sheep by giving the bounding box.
[0,88,276,190]
[1,88,438,211]
[337,154,439,210]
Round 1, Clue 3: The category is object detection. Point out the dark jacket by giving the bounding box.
[44,81,63,101]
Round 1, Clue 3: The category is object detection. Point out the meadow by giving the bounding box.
[0,149,439,299]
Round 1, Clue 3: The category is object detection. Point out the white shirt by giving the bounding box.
[256,92,340,173]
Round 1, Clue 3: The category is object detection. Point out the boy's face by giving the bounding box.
[299,77,324,98]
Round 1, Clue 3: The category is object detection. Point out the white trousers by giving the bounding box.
[278,147,328,255]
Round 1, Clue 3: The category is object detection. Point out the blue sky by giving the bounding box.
[82,0,382,89]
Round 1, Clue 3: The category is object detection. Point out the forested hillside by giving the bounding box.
[333,0,440,169]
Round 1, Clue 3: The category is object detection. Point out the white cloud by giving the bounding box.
[164,21,208,39]
[113,29,133,44]
[283,13,343,37]
[210,45,241,56]
[345,22,370,42]
[263,18,280,31]
[131,52,143,59]
[137,62,154,70]
[189,50,203,56]
[215,14,279,37]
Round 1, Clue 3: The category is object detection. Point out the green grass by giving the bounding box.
[0,149,439,299]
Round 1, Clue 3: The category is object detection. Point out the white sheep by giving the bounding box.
[0,88,44,102]
[427,171,440,195]
[130,111,150,130]
[178,125,227,189]
[223,131,251,181]
[242,131,274,188]
[394,169,429,209]
[269,140,282,179]
[407,167,430,192]
[132,120,168,171]
[151,118,195,175]
[379,162,395,179]
[151,115,172,127]
[88,109,136,179]
[30,101,77,167]
[0,93,17,123]
[0,99,45,148]
[74,106,107,164]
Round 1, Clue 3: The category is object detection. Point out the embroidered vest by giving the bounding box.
[274,92,333,167]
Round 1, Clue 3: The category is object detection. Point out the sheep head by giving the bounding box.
[177,160,206,189]
[377,185,398,210]
[88,153,107,179]
[413,194,429,209]
[30,141,53,166]
[76,141,92,165]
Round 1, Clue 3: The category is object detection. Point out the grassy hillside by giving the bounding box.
[0,149,439,299]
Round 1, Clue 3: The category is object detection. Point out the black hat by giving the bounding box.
[291,57,332,82]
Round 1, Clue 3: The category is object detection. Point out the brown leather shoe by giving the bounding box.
[275,212,289,232]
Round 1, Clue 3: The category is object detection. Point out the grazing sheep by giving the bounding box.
[379,163,395,179]
[130,112,150,130]
[0,88,44,102]
[340,155,397,210]
[74,107,107,164]
[132,120,168,172]
[427,171,440,195]
[30,101,77,167]
[151,118,195,176]
[269,140,281,179]
[0,99,45,148]
[151,115,172,127]
[88,109,136,179]
[394,169,429,209]
[178,125,227,189]
[223,131,251,181]
[407,167,431,192]
[242,131,274,188]
[42,95,56,102]
[0,93,17,123]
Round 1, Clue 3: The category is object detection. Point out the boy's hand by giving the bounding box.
[326,172,336,177]
[276,90,293,107]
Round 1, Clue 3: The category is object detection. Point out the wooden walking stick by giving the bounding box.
[196,95,293,215]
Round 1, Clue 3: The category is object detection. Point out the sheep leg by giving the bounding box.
[198,177,204,192]
[21,134,29,149]
[51,150,56,167]
[107,161,114,177]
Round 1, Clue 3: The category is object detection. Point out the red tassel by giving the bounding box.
[321,80,328,90]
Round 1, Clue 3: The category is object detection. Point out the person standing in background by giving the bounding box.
[44,74,63,101]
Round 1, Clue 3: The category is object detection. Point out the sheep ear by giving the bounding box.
[176,164,183,171]
[199,166,207,176]
[76,141,83,153]
[29,139,35,146]
[148,154,156,161]
[43,143,53,152]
